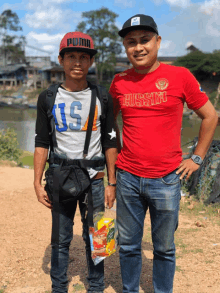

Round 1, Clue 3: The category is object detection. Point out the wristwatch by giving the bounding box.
[191,154,203,165]
[108,182,116,187]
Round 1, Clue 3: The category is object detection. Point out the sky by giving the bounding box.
[0,0,220,63]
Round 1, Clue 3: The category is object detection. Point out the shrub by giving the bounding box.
[0,128,22,162]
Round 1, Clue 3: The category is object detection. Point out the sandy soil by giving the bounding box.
[0,166,220,293]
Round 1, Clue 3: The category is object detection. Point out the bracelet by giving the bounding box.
[108,182,116,187]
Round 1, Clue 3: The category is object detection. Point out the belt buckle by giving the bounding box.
[82,193,88,206]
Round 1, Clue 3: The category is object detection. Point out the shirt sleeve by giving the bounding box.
[183,68,209,110]
[102,92,117,150]
[35,90,50,149]
[109,75,121,117]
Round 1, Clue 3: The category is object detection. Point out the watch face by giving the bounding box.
[194,157,200,163]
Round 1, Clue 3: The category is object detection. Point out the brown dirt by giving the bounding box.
[0,166,220,293]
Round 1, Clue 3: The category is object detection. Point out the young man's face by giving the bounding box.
[58,51,94,80]
[123,30,161,72]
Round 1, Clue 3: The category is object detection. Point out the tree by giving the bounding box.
[174,51,220,80]
[77,7,122,83]
[0,9,26,65]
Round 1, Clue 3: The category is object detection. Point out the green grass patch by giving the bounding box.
[205,260,214,264]
[72,283,85,292]
[143,231,152,244]
[175,234,189,257]
[0,87,21,96]
[190,248,203,254]
[25,87,47,100]
[180,197,220,219]
[175,266,182,272]
[18,150,34,168]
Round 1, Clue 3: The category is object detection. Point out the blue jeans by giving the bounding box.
[51,178,105,293]
[116,169,181,293]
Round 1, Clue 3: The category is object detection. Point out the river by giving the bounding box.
[0,107,220,153]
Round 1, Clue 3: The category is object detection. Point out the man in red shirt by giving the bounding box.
[110,14,218,293]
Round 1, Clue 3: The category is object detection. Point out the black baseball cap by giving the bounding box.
[118,14,159,38]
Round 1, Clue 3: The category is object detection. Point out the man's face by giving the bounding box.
[58,51,93,80]
[123,30,161,71]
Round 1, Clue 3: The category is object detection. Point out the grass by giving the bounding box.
[175,266,182,272]
[72,283,85,292]
[25,87,47,100]
[18,150,34,168]
[180,196,220,221]
[0,87,21,96]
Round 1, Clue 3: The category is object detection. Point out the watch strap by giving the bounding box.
[108,182,116,187]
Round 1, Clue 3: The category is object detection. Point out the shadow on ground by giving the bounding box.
[42,236,154,292]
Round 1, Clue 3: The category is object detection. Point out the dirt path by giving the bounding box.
[0,166,220,293]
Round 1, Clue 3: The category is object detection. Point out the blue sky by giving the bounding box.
[0,0,219,62]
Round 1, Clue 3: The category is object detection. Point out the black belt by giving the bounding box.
[48,157,105,169]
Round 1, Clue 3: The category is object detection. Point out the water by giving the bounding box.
[0,107,220,153]
[0,107,36,153]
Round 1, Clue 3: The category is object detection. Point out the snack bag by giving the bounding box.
[89,208,117,265]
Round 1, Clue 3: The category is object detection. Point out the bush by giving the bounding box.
[0,128,22,162]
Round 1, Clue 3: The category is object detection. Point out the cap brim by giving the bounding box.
[60,47,97,57]
[118,26,158,38]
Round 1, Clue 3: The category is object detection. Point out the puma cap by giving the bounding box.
[59,32,97,57]
[118,14,158,38]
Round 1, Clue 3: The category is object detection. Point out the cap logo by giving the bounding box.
[67,38,91,48]
[131,17,140,26]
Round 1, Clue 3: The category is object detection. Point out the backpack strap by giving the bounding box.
[87,81,108,120]
[46,83,61,151]
[83,85,97,158]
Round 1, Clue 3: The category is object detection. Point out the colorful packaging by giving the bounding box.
[89,208,117,265]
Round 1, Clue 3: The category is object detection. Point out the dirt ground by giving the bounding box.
[0,166,220,293]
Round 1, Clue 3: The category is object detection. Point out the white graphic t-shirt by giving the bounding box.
[52,86,102,178]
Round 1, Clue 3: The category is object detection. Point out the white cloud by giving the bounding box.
[160,40,173,49]
[25,8,62,29]
[166,0,191,7]
[158,40,176,56]
[25,31,63,58]
[154,0,191,8]
[42,45,56,51]
[198,0,220,37]
[24,7,81,30]
[199,0,220,15]
[158,3,220,56]
[26,0,87,8]
[114,0,136,9]
[27,31,63,43]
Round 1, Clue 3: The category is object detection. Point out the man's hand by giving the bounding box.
[34,183,52,209]
[176,159,200,181]
[105,185,116,209]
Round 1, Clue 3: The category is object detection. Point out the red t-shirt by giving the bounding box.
[109,63,209,178]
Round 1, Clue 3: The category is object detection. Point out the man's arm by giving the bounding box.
[113,100,122,153]
[34,147,52,208]
[105,147,118,209]
[177,100,218,180]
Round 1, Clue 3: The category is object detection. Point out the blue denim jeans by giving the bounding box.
[50,178,105,293]
[116,169,181,293]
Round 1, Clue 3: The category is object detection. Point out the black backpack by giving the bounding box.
[44,82,108,247]
[45,81,109,152]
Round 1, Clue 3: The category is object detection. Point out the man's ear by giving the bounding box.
[156,35,162,50]
[58,55,63,66]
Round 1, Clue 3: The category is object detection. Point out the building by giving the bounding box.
[26,56,52,69]
[0,64,27,86]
